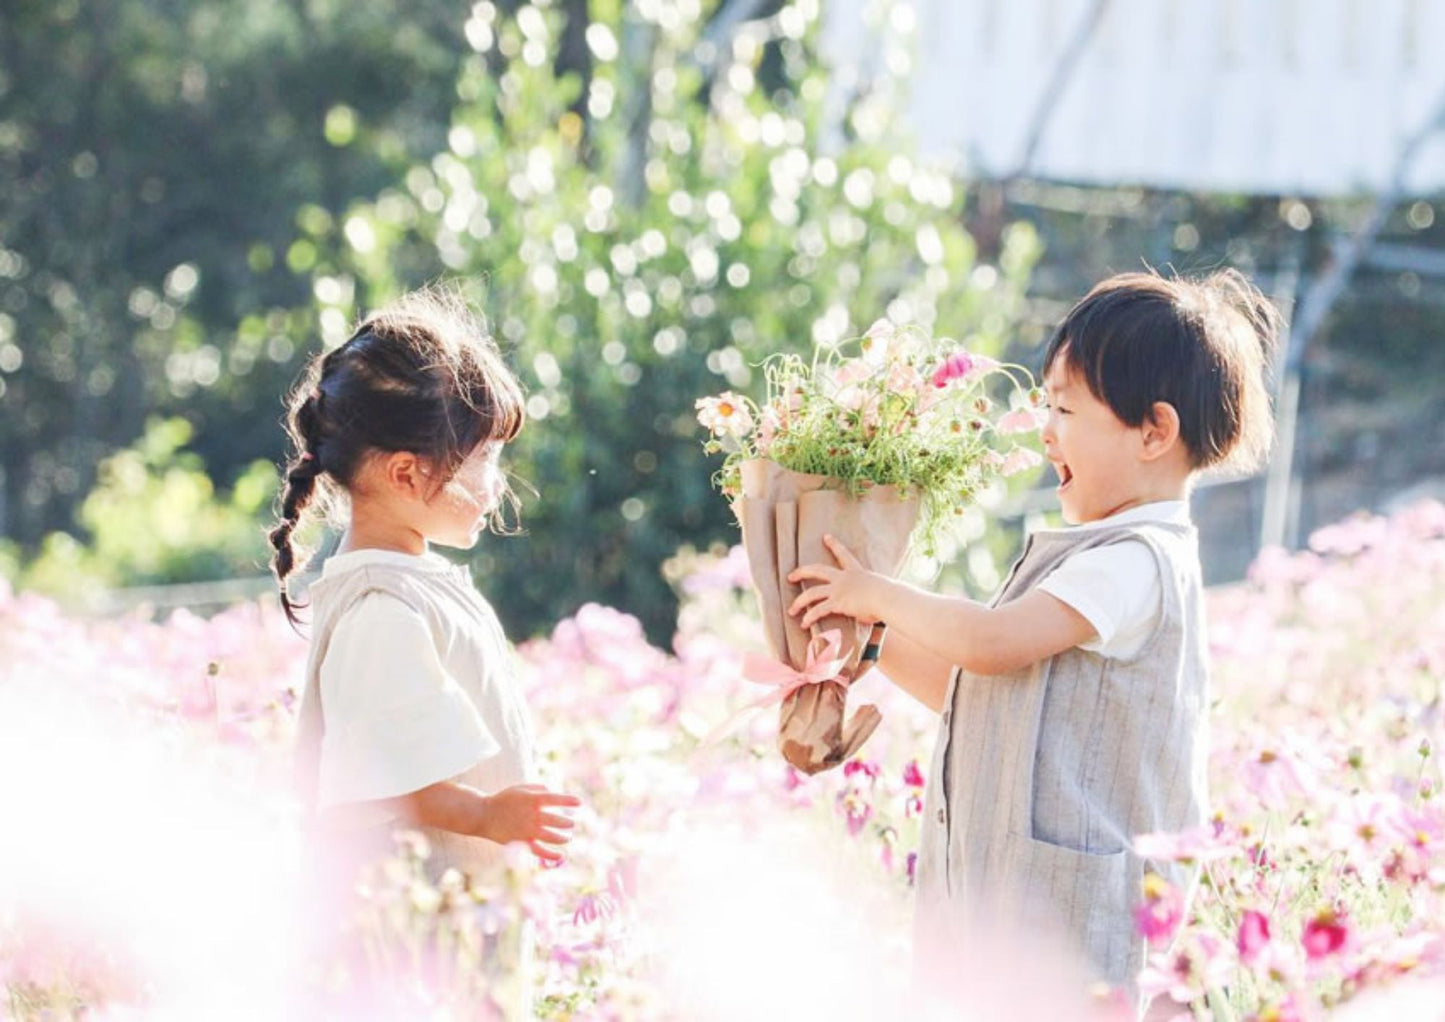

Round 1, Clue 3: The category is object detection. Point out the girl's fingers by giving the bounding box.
[537,812,576,830]
[530,841,564,864]
[534,827,572,846]
[539,793,582,808]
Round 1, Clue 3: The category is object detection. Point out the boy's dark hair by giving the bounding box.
[1042,269,1280,473]
[268,287,525,626]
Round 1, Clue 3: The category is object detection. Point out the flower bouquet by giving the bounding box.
[697,320,1044,774]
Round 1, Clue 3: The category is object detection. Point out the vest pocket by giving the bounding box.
[1001,830,1136,985]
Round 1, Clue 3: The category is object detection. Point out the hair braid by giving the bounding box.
[269,389,325,627]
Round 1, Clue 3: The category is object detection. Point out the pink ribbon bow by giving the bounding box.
[740,629,849,706]
[700,629,850,748]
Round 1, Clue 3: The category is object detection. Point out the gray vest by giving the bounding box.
[916,520,1208,992]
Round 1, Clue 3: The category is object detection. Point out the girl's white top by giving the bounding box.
[304,548,536,875]
[1035,500,1190,660]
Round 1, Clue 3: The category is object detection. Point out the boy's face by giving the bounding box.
[1041,354,1150,525]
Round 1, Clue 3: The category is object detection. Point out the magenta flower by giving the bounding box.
[930,351,975,388]
[902,759,925,787]
[1238,909,1272,964]
[1302,910,1349,960]
[843,758,880,783]
[1134,874,1185,948]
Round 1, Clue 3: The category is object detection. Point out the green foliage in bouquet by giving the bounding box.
[299,0,1042,640]
[697,319,1045,547]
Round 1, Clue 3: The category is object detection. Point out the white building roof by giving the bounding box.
[824,0,1445,196]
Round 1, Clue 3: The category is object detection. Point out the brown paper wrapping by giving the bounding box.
[733,459,921,774]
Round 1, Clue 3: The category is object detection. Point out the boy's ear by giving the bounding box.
[1140,401,1182,461]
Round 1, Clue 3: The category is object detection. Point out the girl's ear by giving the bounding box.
[382,450,426,496]
[1140,401,1182,461]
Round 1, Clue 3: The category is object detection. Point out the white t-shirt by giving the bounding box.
[1035,501,1191,660]
[314,549,535,839]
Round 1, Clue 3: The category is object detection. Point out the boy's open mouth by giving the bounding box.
[1055,462,1074,492]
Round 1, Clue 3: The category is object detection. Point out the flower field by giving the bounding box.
[2,502,1444,1020]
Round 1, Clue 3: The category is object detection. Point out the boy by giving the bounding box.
[789,271,1278,1008]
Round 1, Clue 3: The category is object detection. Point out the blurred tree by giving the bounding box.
[0,0,465,545]
[12,417,276,603]
[303,0,1042,640]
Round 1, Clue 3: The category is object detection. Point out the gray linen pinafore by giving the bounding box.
[915,520,1209,999]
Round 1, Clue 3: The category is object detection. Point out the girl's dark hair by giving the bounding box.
[1042,269,1280,473]
[268,287,526,626]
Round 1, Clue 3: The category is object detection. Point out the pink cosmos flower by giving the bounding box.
[1238,909,1272,964]
[930,352,976,388]
[886,361,924,396]
[572,890,617,927]
[1000,447,1043,477]
[755,407,782,456]
[1132,826,1240,865]
[843,759,881,784]
[903,760,925,787]
[1134,874,1185,948]
[832,358,872,388]
[839,790,873,835]
[1302,909,1350,960]
[835,384,867,412]
[996,406,1046,434]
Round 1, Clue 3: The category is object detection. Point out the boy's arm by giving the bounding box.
[374,780,580,864]
[869,586,1097,676]
[790,535,1098,677]
[873,627,954,712]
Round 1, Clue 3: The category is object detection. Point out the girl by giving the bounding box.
[789,270,1278,1014]
[270,288,578,1012]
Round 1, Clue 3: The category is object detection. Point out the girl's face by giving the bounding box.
[420,441,507,548]
[1040,355,1149,525]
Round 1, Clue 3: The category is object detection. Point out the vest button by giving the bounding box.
[936,809,945,824]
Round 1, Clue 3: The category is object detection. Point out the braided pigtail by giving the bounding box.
[269,385,326,628]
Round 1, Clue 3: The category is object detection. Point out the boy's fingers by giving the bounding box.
[530,841,564,864]
[537,812,576,829]
[823,534,861,569]
[535,827,572,846]
[788,587,828,617]
[787,565,833,584]
[801,599,833,629]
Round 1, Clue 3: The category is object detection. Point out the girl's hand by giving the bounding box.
[787,535,883,629]
[483,784,581,864]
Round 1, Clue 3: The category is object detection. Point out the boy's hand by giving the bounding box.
[787,534,884,629]
[484,784,581,864]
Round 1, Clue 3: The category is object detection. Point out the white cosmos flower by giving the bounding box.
[696,392,755,438]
